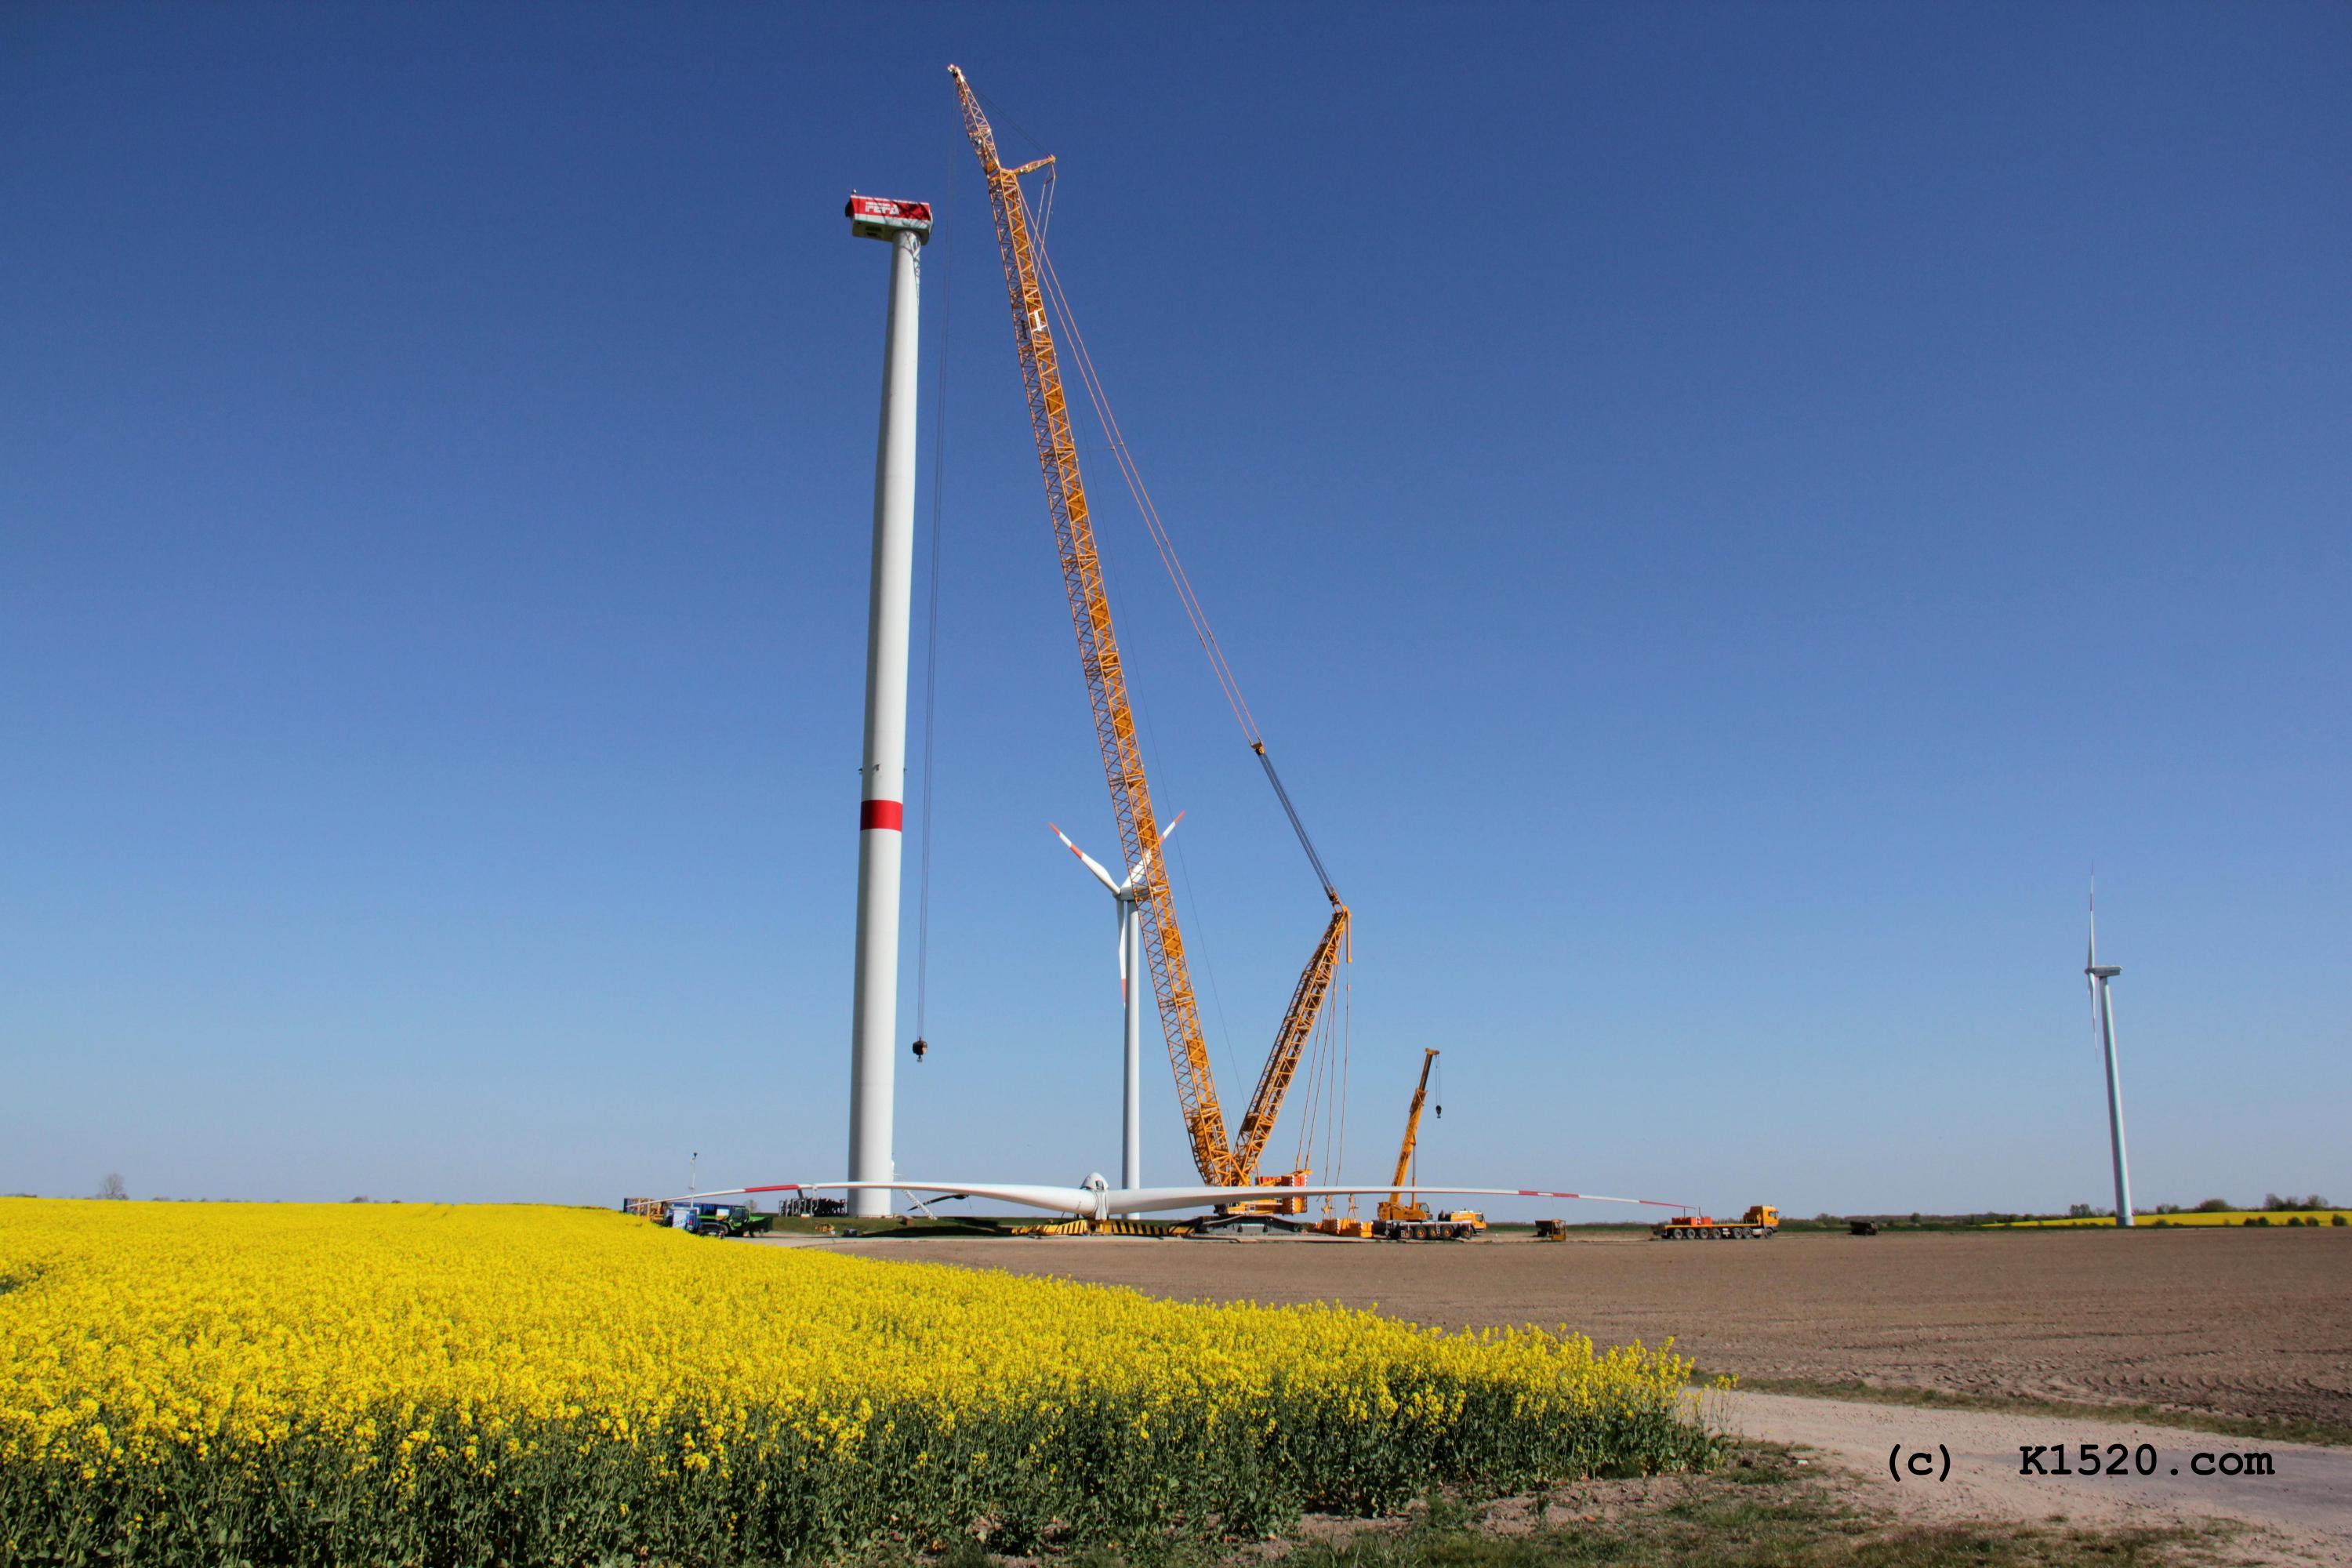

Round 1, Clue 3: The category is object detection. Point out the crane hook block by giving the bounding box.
[911,1037,929,1062]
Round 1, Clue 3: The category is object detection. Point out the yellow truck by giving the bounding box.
[1652,1204,1778,1240]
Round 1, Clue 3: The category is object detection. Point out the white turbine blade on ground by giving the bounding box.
[679,1180,1693,1220]
[673,1180,1099,1214]
[1123,809,1185,891]
[1050,822,1121,894]
[1095,1184,1693,1216]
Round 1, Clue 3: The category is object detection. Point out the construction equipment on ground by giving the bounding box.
[1533,1218,1569,1241]
[1016,1218,1196,1238]
[952,67,1348,1207]
[1652,1204,1779,1240]
[669,1200,759,1238]
[1367,1049,1486,1240]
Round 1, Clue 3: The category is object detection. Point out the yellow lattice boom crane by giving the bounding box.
[951,65,1348,1194]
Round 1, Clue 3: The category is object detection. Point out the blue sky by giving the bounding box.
[3,5,2345,1217]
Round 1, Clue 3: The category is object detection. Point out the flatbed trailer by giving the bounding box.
[1372,1212,1485,1241]
[1653,1203,1777,1240]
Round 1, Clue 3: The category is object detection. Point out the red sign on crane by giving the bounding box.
[846,195,933,243]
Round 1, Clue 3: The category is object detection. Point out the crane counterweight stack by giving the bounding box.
[951,65,1349,1197]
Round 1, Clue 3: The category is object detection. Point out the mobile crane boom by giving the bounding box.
[1388,1049,1439,1210]
[950,66,1348,1190]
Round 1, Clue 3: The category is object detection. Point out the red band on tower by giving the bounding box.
[861,799,904,832]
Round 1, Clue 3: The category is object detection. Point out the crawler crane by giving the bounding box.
[951,66,1348,1200]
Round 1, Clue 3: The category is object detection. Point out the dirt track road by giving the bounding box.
[1713,1392,2352,1566]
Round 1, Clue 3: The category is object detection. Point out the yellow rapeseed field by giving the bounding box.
[0,1200,1710,1564]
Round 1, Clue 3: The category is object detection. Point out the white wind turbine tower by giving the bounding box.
[2085,879,2133,1227]
[1050,812,1183,1191]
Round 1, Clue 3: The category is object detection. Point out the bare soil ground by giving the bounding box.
[796,1229,2352,1432]
[779,1227,2352,1563]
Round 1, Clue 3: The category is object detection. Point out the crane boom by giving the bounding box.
[1390,1048,1439,1204]
[1229,902,1348,1178]
[952,66,1350,1192]
[951,66,1234,1183]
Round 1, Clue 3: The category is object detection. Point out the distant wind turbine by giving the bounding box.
[1051,811,1182,1191]
[2085,879,2132,1228]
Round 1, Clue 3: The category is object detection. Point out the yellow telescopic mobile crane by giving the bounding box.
[1374,1050,1485,1240]
[950,66,1348,1195]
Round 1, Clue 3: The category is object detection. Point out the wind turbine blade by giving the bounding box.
[677,1179,1696,1220]
[1049,822,1120,893]
[675,1180,1100,1216]
[2086,877,2103,1055]
[1097,1184,1693,1216]
[1124,809,1186,891]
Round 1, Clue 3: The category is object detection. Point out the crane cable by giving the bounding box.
[1029,222,1255,737]
[1024,203,1341,903]
[912,151,955,1055]
[1289,977,1352,1203]
[1131,686,1243,1100]
[1290,996,1327,1180]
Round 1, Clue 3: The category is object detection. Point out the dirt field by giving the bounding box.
[800,1228,2352,1430]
